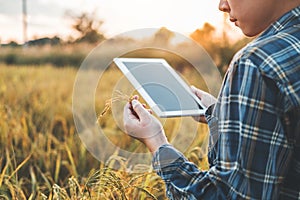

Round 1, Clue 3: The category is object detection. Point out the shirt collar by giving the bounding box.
[259,6,300,38]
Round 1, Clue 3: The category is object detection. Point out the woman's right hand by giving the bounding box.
[123,96,168,154]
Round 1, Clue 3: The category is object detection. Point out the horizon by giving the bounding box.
[0,0,243,44]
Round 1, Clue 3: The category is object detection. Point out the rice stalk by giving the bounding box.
[105,152,127,171]
[8,152,32,181]
[41,193,48,200]
[83,168,101,195]
[53,184,69,200]
[68,176,82,199]
[0,151,9,188]
[138,172,153,200]
[98,169,129,200]
[0,195,10,200]
[28,165,37,200]
[126,171,160,200]
[20,115,29,148]
[5,179,16,200]
[97,90,134,122]
[54,151,61,183]
[14,186,27,200]
[64,143,78,177]
[133,186,158,200]
[34,165,52,193]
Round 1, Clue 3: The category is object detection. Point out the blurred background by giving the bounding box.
[0,0,252,199]
[0,0,250,72]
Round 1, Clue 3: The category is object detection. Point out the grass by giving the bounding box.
[0,63,209,199]
[0,44,91,67]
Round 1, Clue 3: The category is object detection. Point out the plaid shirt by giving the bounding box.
[153,6,300,200]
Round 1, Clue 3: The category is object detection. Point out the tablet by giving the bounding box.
[113,58,206,118]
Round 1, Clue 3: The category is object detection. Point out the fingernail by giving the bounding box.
[131,99,138,107]
[191,85,196,91]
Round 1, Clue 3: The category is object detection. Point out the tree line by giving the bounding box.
[1,12,252,74]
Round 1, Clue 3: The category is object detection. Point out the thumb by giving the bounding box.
[191,85,208,99]
[131,100,151,123]
[191,85,202,98]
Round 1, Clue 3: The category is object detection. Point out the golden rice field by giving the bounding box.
[0,64,210,199]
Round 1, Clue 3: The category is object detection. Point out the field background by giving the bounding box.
[0,26,250,199]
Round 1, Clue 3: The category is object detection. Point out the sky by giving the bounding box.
[0,0,242,43]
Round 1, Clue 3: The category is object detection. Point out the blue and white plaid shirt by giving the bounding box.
[153,6,300,200]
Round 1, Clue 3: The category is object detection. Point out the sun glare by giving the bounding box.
[0,0,238,43]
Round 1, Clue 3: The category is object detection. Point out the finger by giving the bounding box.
[132,95,139,100]
[129,101,139,119]
[124,102,139,121]
[131,100,151,124]
[191,85,199,96]
[191,85,206,99]
[193,115,207,124]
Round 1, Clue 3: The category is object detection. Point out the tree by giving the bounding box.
[67,11,106,44]
[152,27,175,47]
[190,22,216,52]
[190,21,250,76]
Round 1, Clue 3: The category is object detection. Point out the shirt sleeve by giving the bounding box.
[152,55,293,199]
[152,144,228,200]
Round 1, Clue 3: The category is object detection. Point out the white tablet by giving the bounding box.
[113,58,206,118]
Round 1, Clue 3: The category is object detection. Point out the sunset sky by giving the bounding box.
[0,0,242,43]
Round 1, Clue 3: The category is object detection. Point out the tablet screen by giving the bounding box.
[114,58,206,117]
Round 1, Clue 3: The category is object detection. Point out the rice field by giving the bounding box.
[0,63,210,199]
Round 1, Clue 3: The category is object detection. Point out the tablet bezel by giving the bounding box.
[113,57,206,117]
